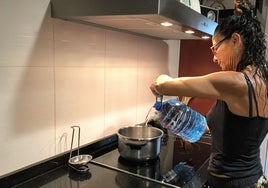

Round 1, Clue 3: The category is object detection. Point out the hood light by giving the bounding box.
[160,22,173,27]
[202,36,210,39]
[184,30,195,34]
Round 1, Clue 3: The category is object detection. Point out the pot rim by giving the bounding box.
[117,125,164,141]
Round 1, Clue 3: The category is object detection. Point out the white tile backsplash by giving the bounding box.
[0,67,55,174]
[104,67,139,135]
[55,67,105,151]
[0,0,169,176]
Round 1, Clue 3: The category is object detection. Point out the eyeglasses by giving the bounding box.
[210,37,228,53]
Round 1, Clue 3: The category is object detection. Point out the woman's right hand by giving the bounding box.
[150,74,173,96]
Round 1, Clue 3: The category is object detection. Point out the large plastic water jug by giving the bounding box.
[154,96,206,142]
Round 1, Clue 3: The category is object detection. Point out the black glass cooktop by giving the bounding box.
[93,132,211,188]
[13,162,175,188]
[2,131,211,188]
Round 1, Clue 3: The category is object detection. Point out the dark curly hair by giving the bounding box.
[214,13,268,86]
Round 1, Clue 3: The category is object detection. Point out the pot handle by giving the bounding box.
[126,140,147,150]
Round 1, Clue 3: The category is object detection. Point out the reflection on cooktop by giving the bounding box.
[118,156,161,180]
[173,138,211,171]
[94,134,211,187]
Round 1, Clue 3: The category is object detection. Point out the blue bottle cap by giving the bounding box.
[154,95,163,110]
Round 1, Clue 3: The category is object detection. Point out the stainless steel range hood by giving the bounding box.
[51,0,218,40]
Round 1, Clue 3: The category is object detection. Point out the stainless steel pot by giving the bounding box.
[117,126,163,161]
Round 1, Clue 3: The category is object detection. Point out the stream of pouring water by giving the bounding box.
[144,106,156,126]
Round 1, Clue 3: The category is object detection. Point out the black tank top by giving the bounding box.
[206,73,268,177]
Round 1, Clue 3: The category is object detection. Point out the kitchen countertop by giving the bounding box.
[0,133,211,188]
[11,162,178,188]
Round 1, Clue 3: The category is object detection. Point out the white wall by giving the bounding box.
[0,0,172,176]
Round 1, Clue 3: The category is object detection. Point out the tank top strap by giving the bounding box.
[243,73,259,117]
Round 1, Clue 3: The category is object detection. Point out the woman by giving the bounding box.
[150,1,268,187]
